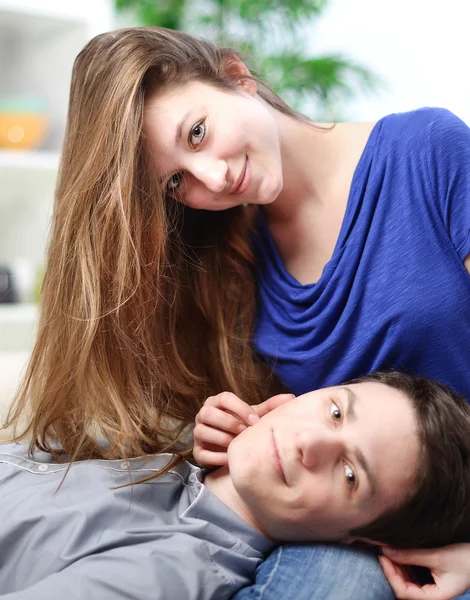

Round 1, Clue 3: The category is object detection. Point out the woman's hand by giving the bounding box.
[379,543,470,600]
[193,391,294,467]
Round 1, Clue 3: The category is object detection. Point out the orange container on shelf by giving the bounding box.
[0,97,48,150]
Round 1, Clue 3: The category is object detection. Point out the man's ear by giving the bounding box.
[224,54,257,96]
[341,536,383,548]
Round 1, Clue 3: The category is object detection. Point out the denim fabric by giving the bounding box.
[232,543,395,600]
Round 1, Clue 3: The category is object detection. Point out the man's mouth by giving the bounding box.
[271,430,287,485]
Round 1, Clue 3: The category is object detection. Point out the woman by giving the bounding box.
[5,26,470,600]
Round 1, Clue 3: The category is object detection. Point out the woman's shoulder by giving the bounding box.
[362,107,469,173]
[384,106,458,121]
[378,107,468,145]
[334,108,464,168]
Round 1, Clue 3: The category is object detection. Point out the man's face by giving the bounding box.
[227,382,420,542]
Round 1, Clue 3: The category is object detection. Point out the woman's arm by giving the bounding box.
[379,543,470,600]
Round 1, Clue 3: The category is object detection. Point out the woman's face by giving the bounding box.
[143,80,284,210]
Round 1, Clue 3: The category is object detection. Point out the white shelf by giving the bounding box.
[0,7,89,41]
[0,350,31,429]
[0,0,113,353]
[0,1,90,23]
[0,350,31,361]
[0,304,38,352]
[0,304,38,323]
[0,1,113,38]
[0,150,59,172]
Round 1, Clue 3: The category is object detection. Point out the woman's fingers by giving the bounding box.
[251,393,295,417]
[378,555,437,600]
[193,447,229,467]
[381,547,440,569]
[193,390,295,468]
[379,544,470,600]
[195,404,249,435]
[198,391,295,428]
[199,392,260,429]
[193,392,253,467]
[193,423,236,449]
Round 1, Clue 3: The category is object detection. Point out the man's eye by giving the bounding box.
[189,121,206,148]
[330,401,342,423]
[344,463,356,487]
[166,172,183,196]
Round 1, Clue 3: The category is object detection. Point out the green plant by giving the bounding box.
[115,0,380,118]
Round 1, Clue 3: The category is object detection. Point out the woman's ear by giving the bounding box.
[224,55,257,96]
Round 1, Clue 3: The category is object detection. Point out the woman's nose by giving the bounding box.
[298,429,344,471]
[191,157,228,193]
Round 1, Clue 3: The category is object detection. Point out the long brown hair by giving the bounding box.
[4,27,297,460]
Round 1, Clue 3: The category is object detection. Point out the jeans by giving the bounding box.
[233,543,470,600]
[233,543,394,600]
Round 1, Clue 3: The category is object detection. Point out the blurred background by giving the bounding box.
[0,0,469,410]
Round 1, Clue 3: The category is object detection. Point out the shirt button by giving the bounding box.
[38,464,49,472]
[120,462,130,469]
[188,472,197,483]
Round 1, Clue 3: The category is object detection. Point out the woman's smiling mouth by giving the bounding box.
[231,156,251,195]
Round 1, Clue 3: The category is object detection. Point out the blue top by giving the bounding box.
[254,108,470,399]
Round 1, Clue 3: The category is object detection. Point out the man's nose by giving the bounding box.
[191,156,228,194]
[298,429,344,471]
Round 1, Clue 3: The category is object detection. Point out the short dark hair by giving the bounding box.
[349,371,470,548]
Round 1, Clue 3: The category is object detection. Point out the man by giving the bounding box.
[1,372,470,599]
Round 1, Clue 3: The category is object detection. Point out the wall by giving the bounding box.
[309,0,470,123]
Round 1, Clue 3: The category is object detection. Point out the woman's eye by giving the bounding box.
[166,172,183,196]
[189,121,206,148]
[330,401,342,423]
[344,463,356,487]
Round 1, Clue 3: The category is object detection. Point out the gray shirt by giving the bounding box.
[0,443,275,599]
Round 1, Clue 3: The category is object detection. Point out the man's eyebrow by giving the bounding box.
[342,386,358,423]
[341,386,377,500]
[355,445,377,501]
